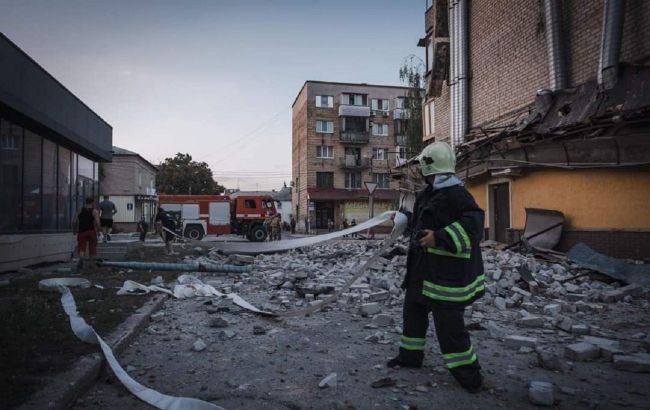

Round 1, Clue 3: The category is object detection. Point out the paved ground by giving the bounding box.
[68,240,650,410]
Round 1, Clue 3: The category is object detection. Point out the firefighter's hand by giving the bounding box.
[418,229,435,247]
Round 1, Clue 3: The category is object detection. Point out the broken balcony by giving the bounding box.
[339,131,369,144]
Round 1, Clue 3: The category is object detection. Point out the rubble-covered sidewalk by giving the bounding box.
[68,238,649,410]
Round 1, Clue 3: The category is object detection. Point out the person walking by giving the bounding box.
[350,218,357,238]
[290,215,296,234]
[342,218,349,237]
[264,214,273,241]
[387,141,485,393]
[155,207,177,255]
[98,195,117,242]
[72,197,100,270]
[137,216,149,242]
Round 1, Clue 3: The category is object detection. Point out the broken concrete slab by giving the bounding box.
[359,303,381,316]
[564,342,600,361]
[612,353,650,373]
[518,315,545,328]
[528,381,554,407]
[505,335,538,349]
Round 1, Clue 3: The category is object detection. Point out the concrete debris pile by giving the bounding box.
[136,238,649,405]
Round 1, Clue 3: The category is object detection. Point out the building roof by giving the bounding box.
[292,80,417,107]
[0,33,113,161]
[273,185,292,201]
[111,146,158,172]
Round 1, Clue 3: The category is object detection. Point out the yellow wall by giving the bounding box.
[466,168,650,230]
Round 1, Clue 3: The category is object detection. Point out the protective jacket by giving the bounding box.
[403,184,485,307]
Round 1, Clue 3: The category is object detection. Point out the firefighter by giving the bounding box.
[271,214,282,241]
[264,214,273,241]
[387,141,485,393]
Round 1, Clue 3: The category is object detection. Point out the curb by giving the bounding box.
[18,294,168,410]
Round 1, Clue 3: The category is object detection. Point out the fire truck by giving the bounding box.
[157,194,277,242]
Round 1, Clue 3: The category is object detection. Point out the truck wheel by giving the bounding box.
[249,225,266,242]
[184,225,204,240]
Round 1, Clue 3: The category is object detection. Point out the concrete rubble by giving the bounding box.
[75,238,650,409]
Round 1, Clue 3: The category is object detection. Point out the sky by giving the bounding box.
[0,0,424,190]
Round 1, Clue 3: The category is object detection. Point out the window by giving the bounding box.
[340,93,367,106]
[372,148,388,161]
[23,130,42,231]
[395,97,405,109]
[244,199,256,209]
[371,99,390,112]
[316,120,333,133]
[42,139,57,230]
[372,173,390,189]
[315,95,334,108]
[372,123,388,136]
[341,116,368,132]
[316,145,334,158]
[58,147,72,229]
[424,101,435,136]
[396,146,407,159]
[0,119,23,232]
[316,172,334,188]
[345,172,361,189]
[426,38,434,73]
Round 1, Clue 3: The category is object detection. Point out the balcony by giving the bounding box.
[393,108,411,119]
[339,156,370,169]
[395,135,407,146]
[340,131,369,144]
[339,105,371,117]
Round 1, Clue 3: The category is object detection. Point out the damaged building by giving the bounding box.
[420,0,650,259]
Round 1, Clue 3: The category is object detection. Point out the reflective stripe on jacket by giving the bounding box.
[403,184,485,307]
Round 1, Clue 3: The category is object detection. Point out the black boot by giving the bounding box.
[387,350,423,369]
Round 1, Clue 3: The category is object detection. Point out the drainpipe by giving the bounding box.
[543,0,568,90]
[449,0,469,148]
[598,0,626,90]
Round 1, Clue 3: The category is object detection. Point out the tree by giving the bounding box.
[157,153,225,195]
[399,55,425,158]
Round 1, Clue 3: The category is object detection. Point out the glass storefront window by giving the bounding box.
[23,130,42,231]
[58,147,71,229]
[0,119,23,232]
[78,155,95,206]
[42,139,57,230]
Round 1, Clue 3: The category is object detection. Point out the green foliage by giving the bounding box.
[157,153,225,195]
[399,55,425,158]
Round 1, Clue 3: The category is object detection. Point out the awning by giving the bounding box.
[307,188,399,201]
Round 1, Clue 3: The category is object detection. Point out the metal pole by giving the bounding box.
[369,194,374,218]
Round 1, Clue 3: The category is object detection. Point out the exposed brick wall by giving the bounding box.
[469,0,549,128]
[506,228,650,261]
[427,0,650,140]
[291,85,308,224]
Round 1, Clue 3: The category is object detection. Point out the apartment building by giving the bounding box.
[420,0,650,258]
[99,146,157,232]
[292,81,412,231]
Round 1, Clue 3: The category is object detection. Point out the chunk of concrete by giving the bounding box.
[494,297,507,311]
[518,315,545,328]
[359,303,381,316]
[564,342,600,361]
[612,353,650,373]
[505,335,538,349]
[368,290,390,302]
[528,381,554,407]
[600,284,643,303]
[543,304,561,317]
[318,372,337,389]
[571,324,590,335]
[371,314,394,327]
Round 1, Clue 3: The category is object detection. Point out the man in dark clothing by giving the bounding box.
[98,195,117,242]
[155,207,177,255]
[388,141,485,393]
[290,215,296,234]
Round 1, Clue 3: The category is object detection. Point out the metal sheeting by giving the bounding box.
[568,242,650,287]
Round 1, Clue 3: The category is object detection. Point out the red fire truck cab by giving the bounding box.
[157,194,276,242]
